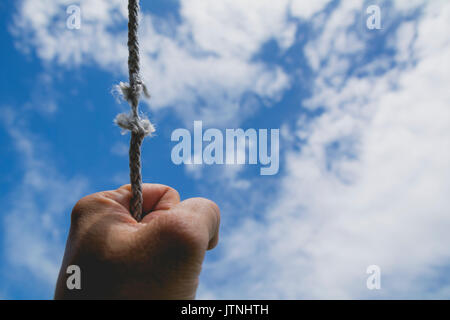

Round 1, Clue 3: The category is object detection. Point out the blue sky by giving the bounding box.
[1,0,450,299]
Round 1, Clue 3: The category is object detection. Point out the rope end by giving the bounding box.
[114,113,155,137]
[116,81,150,104]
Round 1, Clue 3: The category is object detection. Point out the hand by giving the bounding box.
[54,184,220,300]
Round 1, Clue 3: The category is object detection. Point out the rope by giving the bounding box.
[115,0,154,221]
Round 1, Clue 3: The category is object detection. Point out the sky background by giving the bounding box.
[0,0,449,299]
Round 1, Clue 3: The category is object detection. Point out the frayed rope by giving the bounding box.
[114,0,154,221]
[114,113,155,137]
[114,82,155,137]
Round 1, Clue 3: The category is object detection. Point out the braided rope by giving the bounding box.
[115,0,154,221]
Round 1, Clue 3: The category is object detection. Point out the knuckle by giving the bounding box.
[205,199,220,216]
[192,198,221,226]
[168,187,181,200]
[164,185,178,195]
[71,199,85,222]
[70,194,96,223]
[159,184,181,201]
[196,197,220,214]
[157,215,206,252]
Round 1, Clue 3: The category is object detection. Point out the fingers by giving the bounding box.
[72,186,220,251]
[71,184,180,224]
[169,198,221,251]
[118,184,181,214]
[137,197,220,257]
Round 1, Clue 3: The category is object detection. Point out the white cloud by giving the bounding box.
[199,0,450,299]
[12,0,335,127]
[1,108,88,292]
[11,0,450,299]
[290,0,332,20]
[110,141,129,157]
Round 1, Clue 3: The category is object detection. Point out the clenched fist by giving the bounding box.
[54,184,220,300]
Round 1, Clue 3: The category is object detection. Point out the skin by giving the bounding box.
[54,183,220,300]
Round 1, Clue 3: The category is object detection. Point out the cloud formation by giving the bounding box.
[9,0,450,299]
[12,0,330,126]
[200,0,450,298]
[1,108,87,295]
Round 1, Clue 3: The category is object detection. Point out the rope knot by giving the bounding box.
[117,81,150,106]
[114,113,155,137]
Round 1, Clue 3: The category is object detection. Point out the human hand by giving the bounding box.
[54,184,220,300]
